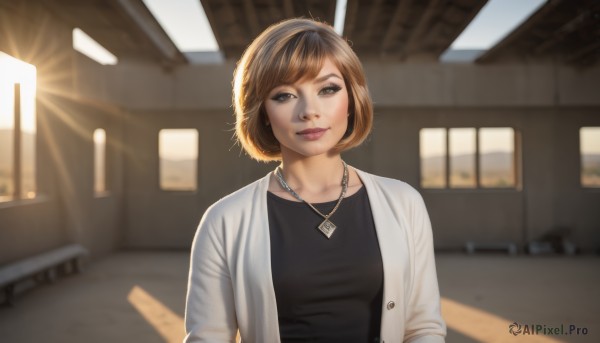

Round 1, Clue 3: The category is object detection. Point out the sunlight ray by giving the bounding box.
[127,285,185,343]
[24,13,53,63]
[37,89,149,171]
[35,51,72,76]
[36,95,91,143]
[36,104,84,240]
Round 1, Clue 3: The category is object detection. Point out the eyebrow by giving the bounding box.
[314,73,343,83]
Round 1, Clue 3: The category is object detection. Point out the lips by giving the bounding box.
[297,127,328,140]
[297,128,327,134]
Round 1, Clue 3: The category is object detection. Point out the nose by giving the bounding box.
[298,95,320,121]
[299,111,318,121]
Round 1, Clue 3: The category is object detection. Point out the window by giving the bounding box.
[420,128,446,188]
[159,129,198,191]
[420,127,518,189]
[94,129,106,195]
[0,52,37,201]
[479,128,515,187]
[449,128,476,188]
[73,28,118,65]
[441,0,546,63]
[580,127,600,188]
[141,0,218,52]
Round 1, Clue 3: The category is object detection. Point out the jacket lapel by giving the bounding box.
[355,168,409,341]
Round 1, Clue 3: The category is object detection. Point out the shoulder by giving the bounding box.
[356,169,431,234]
[201,174,268,223]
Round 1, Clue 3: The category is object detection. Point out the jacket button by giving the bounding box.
[386,301,395,310]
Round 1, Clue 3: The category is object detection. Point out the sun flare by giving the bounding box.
[0,52,37,133]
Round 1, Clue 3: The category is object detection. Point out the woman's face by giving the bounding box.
[264,58,349,159]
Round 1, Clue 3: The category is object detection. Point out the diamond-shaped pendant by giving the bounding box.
[318,219,337,239]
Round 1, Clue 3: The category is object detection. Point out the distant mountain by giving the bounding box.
[422,152,600,175]
[0,129,35,173]
[582,154,600,184]
[582,154,600,167]
[160,158,197,190]
[422,151,515,172]
[0,129,12,170]
[421,152,515,187]
[479,151,514,170]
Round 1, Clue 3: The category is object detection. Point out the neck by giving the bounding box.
[278,152,345,194]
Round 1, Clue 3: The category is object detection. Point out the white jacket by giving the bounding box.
[185,167,446,342]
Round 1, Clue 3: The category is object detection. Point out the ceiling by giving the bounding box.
[200,0,600,67]
[200,0,337,59]
[41,0,187,65]
[477,0,600,67]
[4,0,598,67]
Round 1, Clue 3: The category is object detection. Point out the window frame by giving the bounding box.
[0,83,38,203]
[93,128,110,197]
[419,126,521,191]
[579,126,600,190]
[158,128,199,193]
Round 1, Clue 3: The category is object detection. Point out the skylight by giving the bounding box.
[334,0,348,35]
[142,0,218,52]
[73,28,118,65]
[441,0,547,62]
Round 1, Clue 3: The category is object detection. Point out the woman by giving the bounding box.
[185,18,446,343]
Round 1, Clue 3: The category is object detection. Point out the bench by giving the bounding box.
[0,244,89,306]
[465,241,518,255]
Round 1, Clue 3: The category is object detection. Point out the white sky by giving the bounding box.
[159,129,198,160]
[450,128,476,155]
[142,0,218,51]
[581,128,600,154]
[421,128,518,158]
[451,0,547,49]
[480,128,514,153]
[421,128,446,158]
[333,0,347,35]
[73,28,117,65]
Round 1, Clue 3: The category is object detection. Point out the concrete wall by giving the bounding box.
[84,61,600,110]
[0,4,125,264]
[74,60,598,251]
[121,109,275,248]
[35,93,126,257]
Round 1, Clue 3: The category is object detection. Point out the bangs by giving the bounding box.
[265,30,331,92]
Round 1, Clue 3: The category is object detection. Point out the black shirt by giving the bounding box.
[267,186,384,342]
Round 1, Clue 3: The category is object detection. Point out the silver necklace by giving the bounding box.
[274,161,348,239]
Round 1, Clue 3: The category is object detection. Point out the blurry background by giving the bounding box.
[0,0,598,342]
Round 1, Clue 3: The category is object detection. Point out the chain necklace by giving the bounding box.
[274,161,348,239]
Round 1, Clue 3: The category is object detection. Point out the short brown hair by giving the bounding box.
[233,18,373,162]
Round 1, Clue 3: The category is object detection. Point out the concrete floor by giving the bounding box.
[0,252,598,343]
